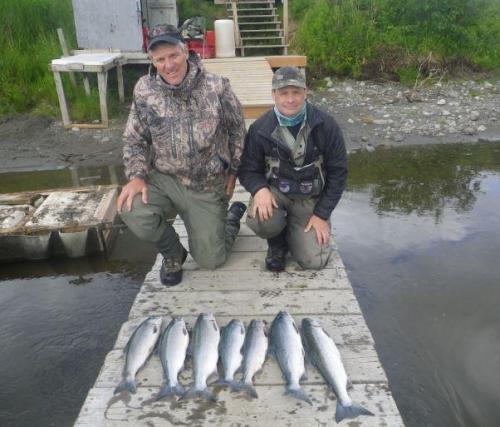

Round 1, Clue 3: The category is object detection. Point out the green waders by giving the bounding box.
[246,186,332,270]
[120,170,238,269]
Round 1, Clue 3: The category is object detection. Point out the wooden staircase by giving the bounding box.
[226,0,288,56]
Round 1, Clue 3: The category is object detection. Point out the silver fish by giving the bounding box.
[181,313,220,401]
[114,316,162,395]
[301,318,374,422]
[269,311,311,405]
[238,319,268,398]
[156,317,189,400]
[215,319,246,391]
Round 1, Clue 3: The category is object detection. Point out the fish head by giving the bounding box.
[146,316,163,334]
[198,313,219,332]
[301,317,321,331]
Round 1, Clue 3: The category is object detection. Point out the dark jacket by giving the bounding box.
[238,102,348,220]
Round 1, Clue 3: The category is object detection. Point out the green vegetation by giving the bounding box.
[177,0,227,30]
[291,0,500,81]
[0,0,77,116]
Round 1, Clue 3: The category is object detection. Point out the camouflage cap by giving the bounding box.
[148,24,184,50]
[272,66,306,90]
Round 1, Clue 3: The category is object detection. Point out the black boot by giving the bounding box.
[160,246,188,286]
[227,202,247,230]
[265,231,288,272]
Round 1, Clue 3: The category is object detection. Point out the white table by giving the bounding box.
[51,53,124,128]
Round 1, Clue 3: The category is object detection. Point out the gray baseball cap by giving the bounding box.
[148,24,184,50]
[272,67,306,90]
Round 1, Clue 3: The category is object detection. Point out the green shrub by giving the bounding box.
[291,0,500,80]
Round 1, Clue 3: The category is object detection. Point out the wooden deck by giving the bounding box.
[74,187,404,426]
[203,57,274,119]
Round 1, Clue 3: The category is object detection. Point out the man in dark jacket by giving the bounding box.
[238,67,348,271]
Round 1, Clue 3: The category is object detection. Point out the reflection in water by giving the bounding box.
[1,143,500,426]
[335,143,500,427]
[348,144,500,219]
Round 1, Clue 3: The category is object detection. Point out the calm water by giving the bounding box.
[0,143,499,426]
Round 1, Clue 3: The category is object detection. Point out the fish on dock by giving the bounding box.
[114,316,162,395]
[301,318,374,423]
[156,317,189,400]
[268,311,311,405]
[238,319,268,398]
[215,319,246,392]
[181,313,220,402]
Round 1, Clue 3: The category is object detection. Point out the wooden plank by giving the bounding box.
[141,266,351,292]
[265,55,307,68]
[74,384,402,427]
[127,289,363,319]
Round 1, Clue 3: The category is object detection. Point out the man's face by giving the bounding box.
[272,86,307,117]
[149,43,189,86]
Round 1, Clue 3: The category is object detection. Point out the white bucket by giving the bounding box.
[215,19,236,58]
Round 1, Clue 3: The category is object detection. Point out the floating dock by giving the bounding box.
[0,185,119,262]
[74,186,404,426]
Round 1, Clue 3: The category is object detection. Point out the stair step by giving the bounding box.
[241,44,289,49]
[227,0,273,3]
[242,36,283,41]
[238,14,276,19]
[238,21,281,25]
[235,8,274,12]
[240,29,283,33]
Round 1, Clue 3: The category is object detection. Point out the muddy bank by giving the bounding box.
[0,77,499,172]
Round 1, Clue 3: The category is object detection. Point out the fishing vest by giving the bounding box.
[264,121,325,199]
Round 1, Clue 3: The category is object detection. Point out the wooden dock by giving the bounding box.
[74,187,404,426]
[0,185,119,262]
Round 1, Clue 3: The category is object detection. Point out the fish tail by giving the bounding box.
[214,379,240,393]
[335,401,374,423]
[180,386,216,402]
[284,386,312,405]
[155,383,185,401]
[114,376,136,395]
[237,381,258,398]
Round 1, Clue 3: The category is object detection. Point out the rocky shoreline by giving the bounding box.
[0,77,499,171]
[310,77,500,152]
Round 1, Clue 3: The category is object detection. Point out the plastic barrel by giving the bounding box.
[214,20,235,58]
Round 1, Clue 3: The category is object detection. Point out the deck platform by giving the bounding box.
[74,187,404,426]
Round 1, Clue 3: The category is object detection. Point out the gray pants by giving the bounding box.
[120,170,234,269]
[246,187,331,270]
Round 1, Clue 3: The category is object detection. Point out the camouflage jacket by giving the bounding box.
[123,53,246,192]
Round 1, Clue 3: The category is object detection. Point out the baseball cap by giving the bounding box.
[272,67,306,90]
[148,24,185,50]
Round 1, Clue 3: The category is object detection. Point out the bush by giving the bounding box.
[291,0,500,81]
[0,0,75,115]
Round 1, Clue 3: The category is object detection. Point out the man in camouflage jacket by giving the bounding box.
[117,24,247,286]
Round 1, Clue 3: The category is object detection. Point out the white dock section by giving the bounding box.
[74,187,404,426]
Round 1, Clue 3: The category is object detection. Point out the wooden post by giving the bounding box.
[97,72,109,127]
[116,62,125,102]
[82,75,91,96]
[56,28,76,87]
[231,0,241,50]
[53,71,71,126]
[283,0,289,45]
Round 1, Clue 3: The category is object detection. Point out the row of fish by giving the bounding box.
[114,311,373,423]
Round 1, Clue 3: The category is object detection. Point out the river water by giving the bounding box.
[0,142,499,426]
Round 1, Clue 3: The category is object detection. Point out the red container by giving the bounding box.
[205,30,215,47]
[187,38,215,59]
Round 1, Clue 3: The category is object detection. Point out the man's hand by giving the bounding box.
[117,178,148,213]
[304,214,331,246]
[252,187,278,222]
[225,174,237,199]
